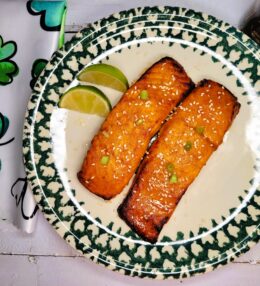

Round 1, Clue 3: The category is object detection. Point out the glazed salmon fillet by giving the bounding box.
[118,80,240,243]
[78,57,194,199]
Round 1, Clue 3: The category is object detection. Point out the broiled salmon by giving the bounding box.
[78,57,194,199]
[118,80,240,243]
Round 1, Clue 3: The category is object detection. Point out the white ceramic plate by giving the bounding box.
[23,6,260,279]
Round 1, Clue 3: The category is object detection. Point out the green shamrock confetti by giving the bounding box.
[0,36,19,85]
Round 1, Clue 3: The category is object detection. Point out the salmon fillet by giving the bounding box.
[118,79,240,243]
[78,57,194,199]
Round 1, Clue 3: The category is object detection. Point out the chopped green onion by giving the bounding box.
[169,174,178,183]
[184,141,192,151]
[195,126,205,135]
[100,155,110,165]
[135,118,144,126]
[139,90,149,100]
[166,163,174,173]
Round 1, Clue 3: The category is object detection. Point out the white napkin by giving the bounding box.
[0,0,66,233]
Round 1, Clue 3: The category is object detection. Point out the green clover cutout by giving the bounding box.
[0,112,9,139]
[30,58,48,89]
[0,112,14,146]
[0,36,19,85]
[27,1,66,31]
[0,112,15,172]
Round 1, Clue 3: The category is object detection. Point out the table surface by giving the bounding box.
[1,1,259,285]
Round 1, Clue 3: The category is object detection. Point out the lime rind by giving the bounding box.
[59,85,112,117]
[77,63,129,92]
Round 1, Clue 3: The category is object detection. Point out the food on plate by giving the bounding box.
[78,57,194,199]
[77,63,129,92]
[118,79,240,243]
[59,85,112,117]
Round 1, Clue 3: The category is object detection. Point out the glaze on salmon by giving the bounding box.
[78,57,194,199]
[118,80,240,243]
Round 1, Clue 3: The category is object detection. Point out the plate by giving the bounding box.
[23,6,260,279]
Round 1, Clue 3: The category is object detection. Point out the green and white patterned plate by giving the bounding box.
[23,6,260,279]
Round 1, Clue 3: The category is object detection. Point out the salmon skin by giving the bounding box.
[118,80,240,243]
[77,57,193,199]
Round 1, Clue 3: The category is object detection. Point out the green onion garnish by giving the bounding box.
[195,126,205,135]
[184,141,192,151]
[140,90,149,100]
[135,118,144,126]
[166,163,174,173]
[100,155,110,165]
[169,174,178,183]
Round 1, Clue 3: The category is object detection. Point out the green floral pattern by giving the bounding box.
[23,7,260,279]
[0,36,18,85]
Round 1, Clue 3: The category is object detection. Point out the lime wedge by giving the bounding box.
[59,85,112,117]
[77,63,129,92]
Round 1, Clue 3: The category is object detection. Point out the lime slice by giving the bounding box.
[77,63,129,92]
[59,85,112,117]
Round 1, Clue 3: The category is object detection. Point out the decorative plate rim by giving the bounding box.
[23,6,260,280]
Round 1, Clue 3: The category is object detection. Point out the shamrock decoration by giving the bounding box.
[0,36,19,85]
[0,112,14,172]
[0,112,14,146]
[0,112,9,139]
[27,0,66,31]
[30,58,47,89]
